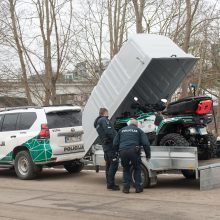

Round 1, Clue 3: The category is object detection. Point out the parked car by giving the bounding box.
[0,105,84,179]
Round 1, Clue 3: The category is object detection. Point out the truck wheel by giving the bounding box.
[64,162,84,173]
[14,150,38,180]
[159,133,189,146]
[181,170,196,179]
[130,163,150,188]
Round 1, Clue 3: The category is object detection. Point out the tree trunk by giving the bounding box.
[108,0,128,58]
[217,92,220,136]
[180,0,200,98]
[132,0,145,33]
[37,0,54,105]
[9,0,32,105]
[50,78,57,104]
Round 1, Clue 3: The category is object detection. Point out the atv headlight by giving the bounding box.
[188,127,197,135]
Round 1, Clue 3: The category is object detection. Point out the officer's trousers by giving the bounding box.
[120,148,142,190]
[104,149,118,187]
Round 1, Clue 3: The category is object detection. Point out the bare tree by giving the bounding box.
[8,0,32,104]
[180,0,200,97]
[28,0,73,104]
[156,0,219,99]
[69,0,108,85]
[0,0,219,111]
[70,0,129,85]
[4,0,74,105]
[108,0,129,58]
[210,19,220,135]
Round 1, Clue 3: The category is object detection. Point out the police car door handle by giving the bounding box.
[0,141,5,146]
[10,135,16,138]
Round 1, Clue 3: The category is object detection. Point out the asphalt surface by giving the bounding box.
[0,168,220,220]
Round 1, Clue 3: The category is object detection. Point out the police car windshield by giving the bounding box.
[46,110,82,128]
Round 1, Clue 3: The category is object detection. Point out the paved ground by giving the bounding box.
[0,168,220,220]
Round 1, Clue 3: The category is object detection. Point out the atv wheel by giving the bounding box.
[160,133,194,179]
[159,133,189,146]
[207,132,217,158]
[147,132,156,145]
[198,133,217,160]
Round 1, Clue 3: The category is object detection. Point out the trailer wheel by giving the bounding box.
[130,163,150,188]
[14,150,39,180]
[181,170,196,179]
[64,161,84,173]
[95,165,100,173]
[160,133,189,146]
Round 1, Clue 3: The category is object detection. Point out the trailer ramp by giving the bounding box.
[199,159,220,191]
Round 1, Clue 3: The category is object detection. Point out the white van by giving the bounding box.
[0,105,84,179]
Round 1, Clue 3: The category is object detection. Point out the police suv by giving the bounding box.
[0,105,84,179]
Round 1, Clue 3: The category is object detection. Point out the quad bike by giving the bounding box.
[155,96,217,162]
[114,97,167,144]
[114,96,217,162]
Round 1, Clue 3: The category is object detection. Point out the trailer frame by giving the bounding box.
[85,145,220,191]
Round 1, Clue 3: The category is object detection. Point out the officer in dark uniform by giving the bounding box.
[113,119,151,193]
[94,108,120,190]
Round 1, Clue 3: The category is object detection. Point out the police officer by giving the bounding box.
[113,119,151,193]
[94,108,120,191]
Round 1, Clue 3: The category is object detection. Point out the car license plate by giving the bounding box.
[199,127,207,135]
[65,136,81,143]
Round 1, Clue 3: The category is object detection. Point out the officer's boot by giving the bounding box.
[107,185,120,190]
[135,187,143,193]
[122,187,130,194]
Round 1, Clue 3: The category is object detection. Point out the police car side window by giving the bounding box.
[0,115,4,131]
[2,114,19,132]
[17,112,37,130]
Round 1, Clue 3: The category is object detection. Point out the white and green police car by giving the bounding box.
[0,105,84,179]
